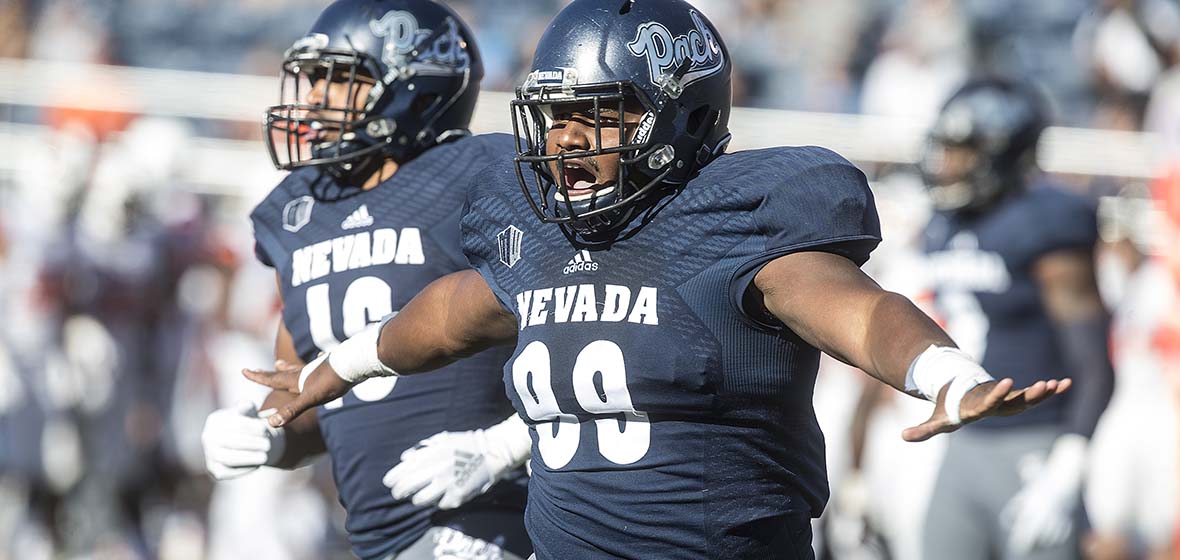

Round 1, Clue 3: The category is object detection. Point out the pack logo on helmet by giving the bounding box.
[291,33,329,53]
[371,11,469,79]
[627,10,724,91]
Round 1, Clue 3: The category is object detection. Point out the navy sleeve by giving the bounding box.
[427,203,470,271]
[731,147,882,329]
[253,240,274,268]
[1033,188,1098,256]
[249,207,285,270]
[459,165,519,315]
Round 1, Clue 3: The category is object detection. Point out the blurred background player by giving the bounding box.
[918,78,1116,560]
[1082,176,1180,560]
[198,1,532,559]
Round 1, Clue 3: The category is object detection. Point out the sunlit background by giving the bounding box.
[0,0,1177,559]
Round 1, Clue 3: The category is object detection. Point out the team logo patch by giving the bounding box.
[341,204,374,230]
[283,196,314,233]
[627,10,724,92]
[497,225,524,268]
[370,11,469,80]
[562,250,598,275]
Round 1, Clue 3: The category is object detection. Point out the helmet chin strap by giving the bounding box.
[325,149,388,187]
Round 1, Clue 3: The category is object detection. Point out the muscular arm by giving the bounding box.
[248,269,518,427]
[377,269,519,374]
[754,251,953,392]
[1033,249,1114,437]
[754,251,1069,441]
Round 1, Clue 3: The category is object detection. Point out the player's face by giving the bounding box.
[923,142,979,187]
[544,102,644,197]
[302,68,375,143]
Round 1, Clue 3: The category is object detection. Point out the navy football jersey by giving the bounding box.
[462,146,881,559]
[923,183,1098,430]
[250,134,529,560]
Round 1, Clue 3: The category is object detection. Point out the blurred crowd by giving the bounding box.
[0,0,1178,559]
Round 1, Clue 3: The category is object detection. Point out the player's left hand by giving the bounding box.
[243,356,354,428]
[383,415,530,510]
[902,377,1072,442]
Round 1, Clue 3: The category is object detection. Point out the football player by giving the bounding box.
[198,1,532,559]
[917,79,1115,560]
[244,1,1069,558]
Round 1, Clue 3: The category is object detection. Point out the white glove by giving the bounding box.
[201,401,286,480]
[1002,433,1087,556]
[383,414,531,510]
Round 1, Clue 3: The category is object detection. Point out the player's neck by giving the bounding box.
[362,159,400,190]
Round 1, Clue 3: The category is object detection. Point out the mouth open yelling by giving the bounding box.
[557,160,616,203]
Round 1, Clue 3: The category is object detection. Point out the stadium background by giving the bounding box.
[0,0,1176,558]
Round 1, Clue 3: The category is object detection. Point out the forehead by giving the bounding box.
[548,98,645,117]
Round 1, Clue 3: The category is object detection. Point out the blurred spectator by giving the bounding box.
[0,0,29,58]
[27,0,111,64]
[1074,0,1180,98]
[965,0,1093,123]
[1146,66,1180,163]
[859,0,968,152]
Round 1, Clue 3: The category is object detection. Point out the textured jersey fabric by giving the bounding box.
[250,134,529,559]
[461,146,881,559]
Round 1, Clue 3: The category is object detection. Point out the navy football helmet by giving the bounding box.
[920,78,1049,212]
[512,0,732,239]
[265,0,482,181]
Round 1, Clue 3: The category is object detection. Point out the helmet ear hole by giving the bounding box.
[686,105,711,136]
[412,93,441,115]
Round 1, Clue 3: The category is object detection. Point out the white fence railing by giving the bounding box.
[0,58,1165,195]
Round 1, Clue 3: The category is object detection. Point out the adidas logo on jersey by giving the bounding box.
[562,250,599,275]
[341,205,375,230]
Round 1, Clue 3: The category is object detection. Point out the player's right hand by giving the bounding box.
[902,377,1072,442]
[201,401,286,480]
[243,356,354,428]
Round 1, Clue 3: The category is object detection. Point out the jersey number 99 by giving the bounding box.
[511,340,650,469]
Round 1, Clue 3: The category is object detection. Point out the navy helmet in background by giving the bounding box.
[265,0,483,182]
[920,77,1049,213]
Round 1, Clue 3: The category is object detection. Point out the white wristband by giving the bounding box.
[327,315,399,384]
[298,353,328,393]
[905,345,994,424]
[906,345,988,400]
[943,371,994,425]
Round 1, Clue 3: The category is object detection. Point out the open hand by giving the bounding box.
[902,378,1072,442]
[243,356,354,428]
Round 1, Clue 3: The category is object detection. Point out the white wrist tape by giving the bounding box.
[298,353,328,393]
[943,371,994,425]
[327,315,399,384]
[905,345,994,425]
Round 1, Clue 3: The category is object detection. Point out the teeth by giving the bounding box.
[556,185,615,203]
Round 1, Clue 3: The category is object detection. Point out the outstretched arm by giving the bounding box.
[245,269,518,427]
[754,251,1070,441]
[377,269,519,374]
